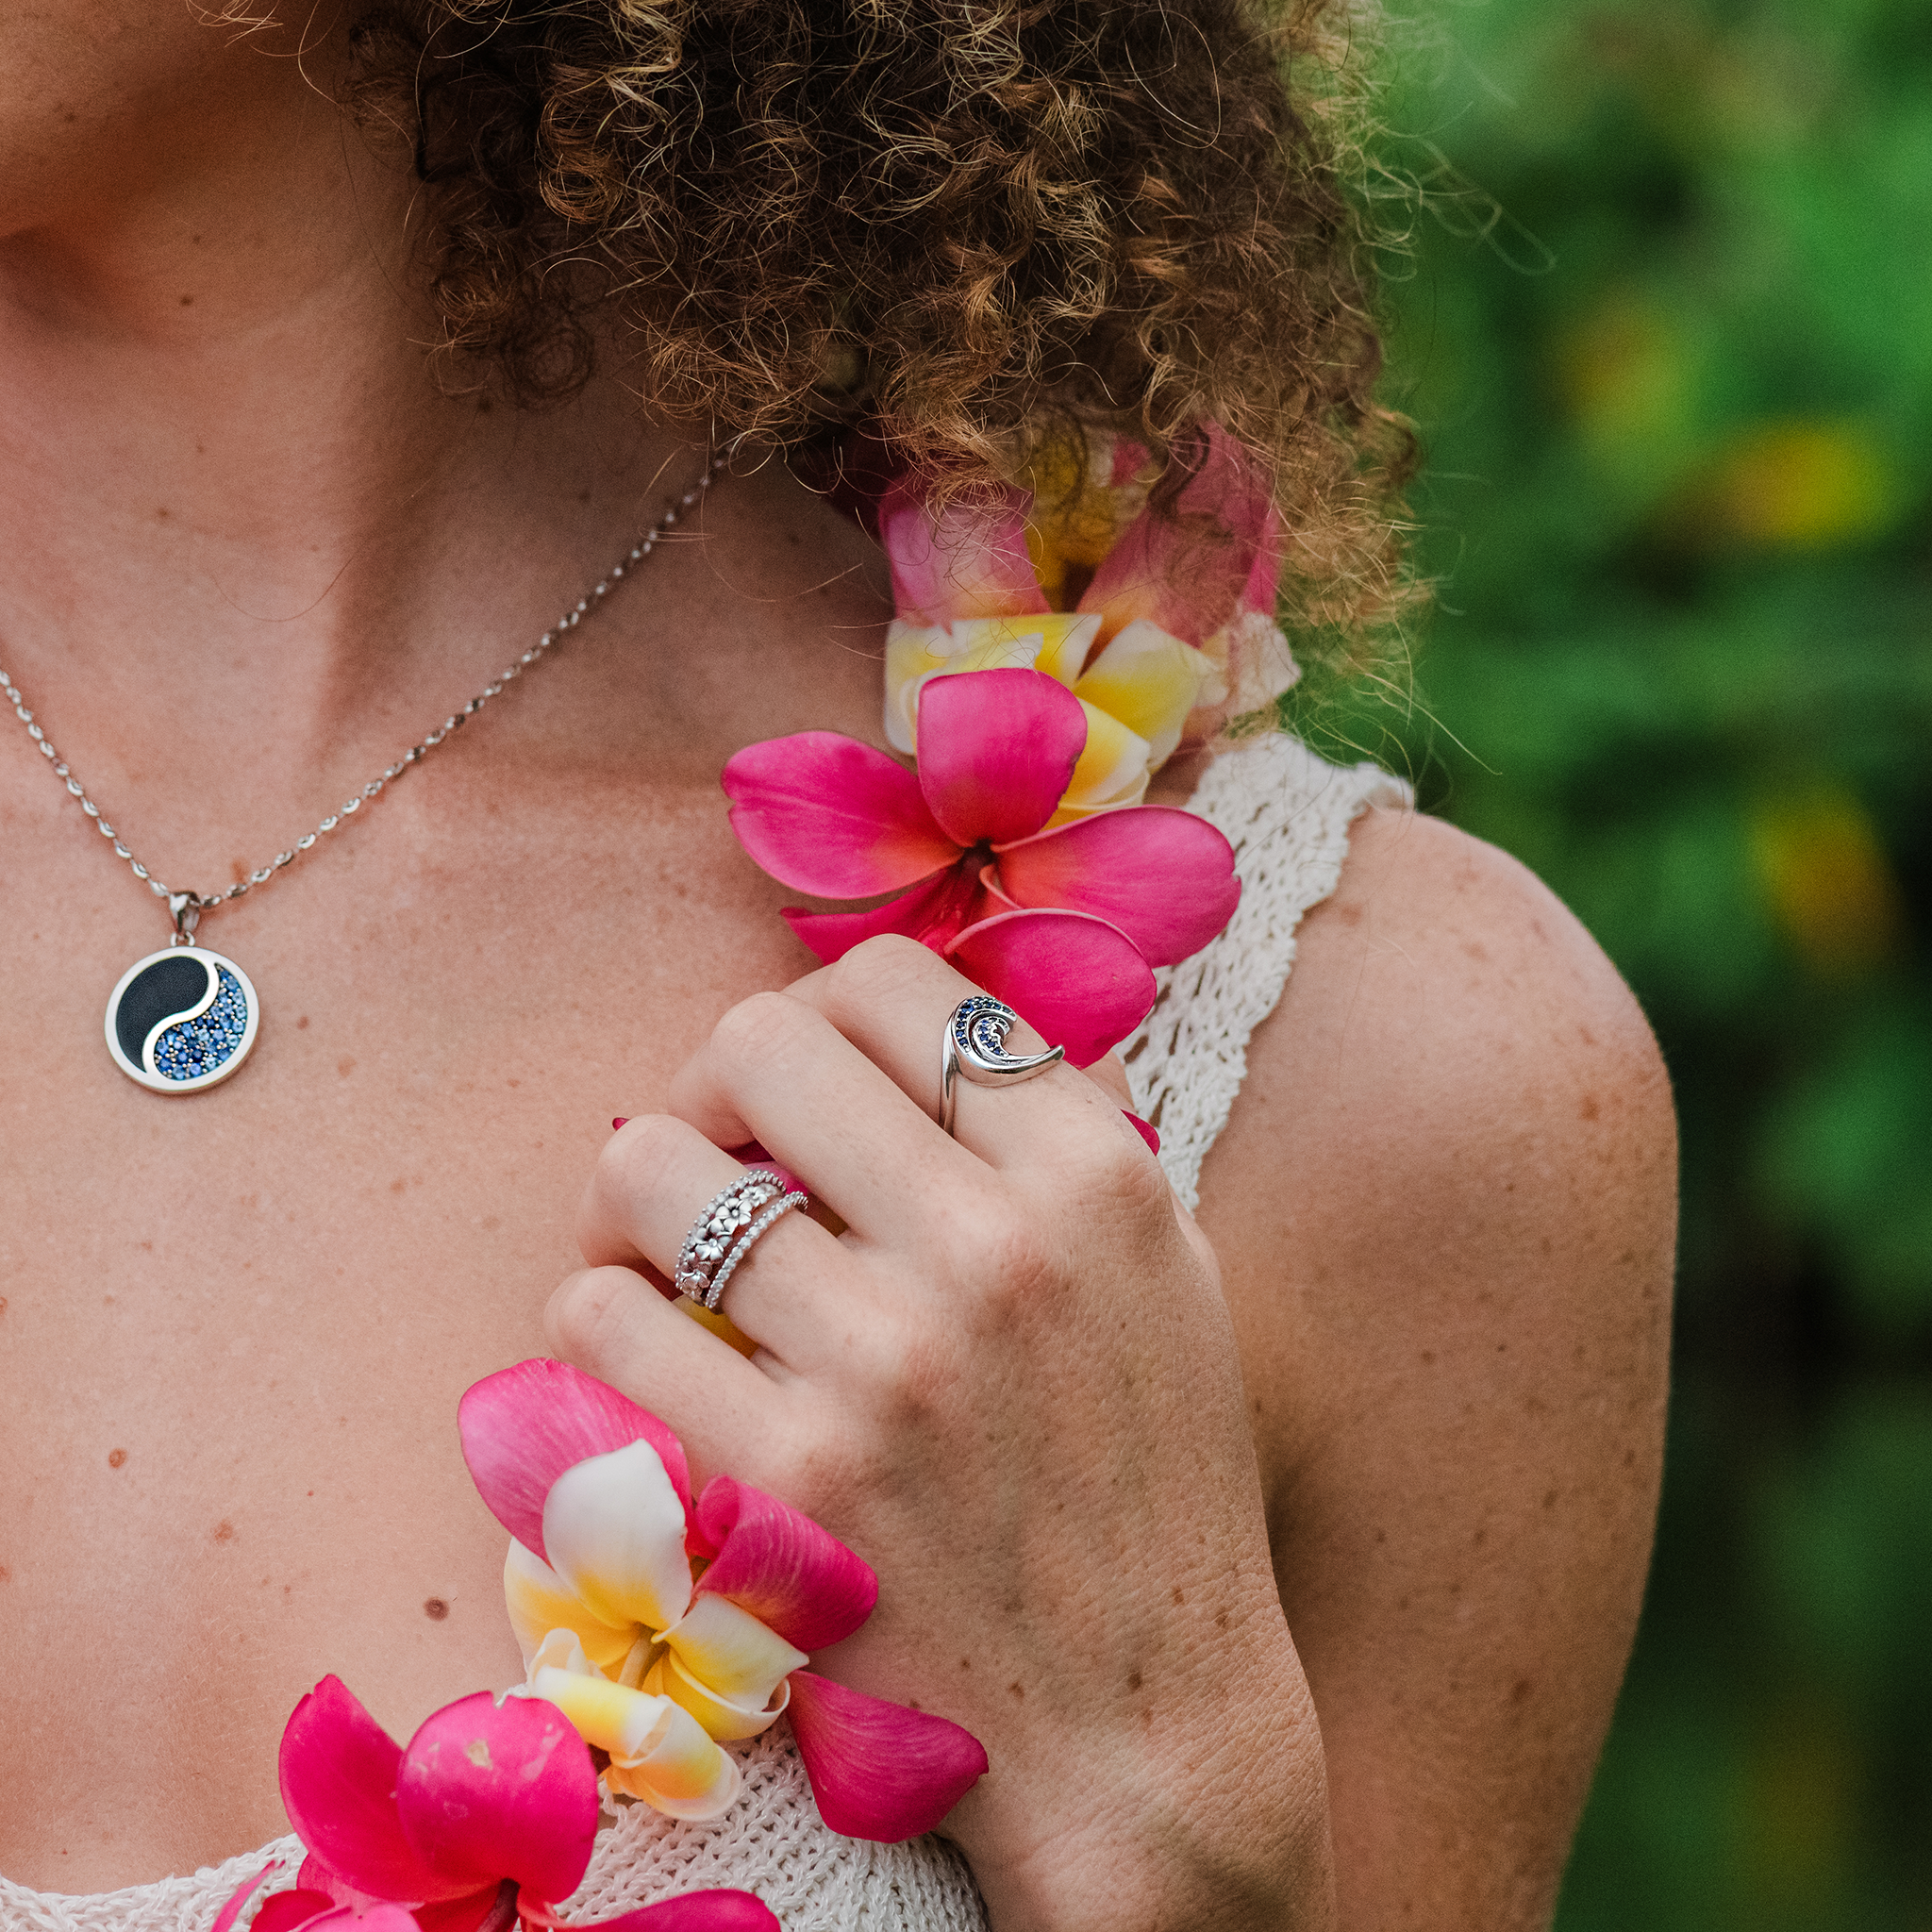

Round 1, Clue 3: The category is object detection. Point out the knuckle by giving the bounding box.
[950,1193,1058,1312]
[583,1114,684,1227]
[829,932,935,1005]
[1086,1123,1174,1214]
[545,1266,637,1369]
[608,1111,686,1175]
[790,1422,891,1520]
[1037,1096,1175,1218]
[797,1331,954,1508]
[709,988,815,1069]
[845,931,933,974]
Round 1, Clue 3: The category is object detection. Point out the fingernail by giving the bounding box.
[611,1117,628,1131]
[1123,1109,1160,1156]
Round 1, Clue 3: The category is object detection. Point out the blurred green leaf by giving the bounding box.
[1757,1008,1932,1331]
[1756,1390,1932,1707]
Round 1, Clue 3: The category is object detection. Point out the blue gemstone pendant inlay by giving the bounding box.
[105,946,261,1093]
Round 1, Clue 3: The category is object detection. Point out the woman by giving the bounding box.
[0,2,1674,1927]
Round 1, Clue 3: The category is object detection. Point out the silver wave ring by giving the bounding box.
[674,1168,808,1311]
[941,995,1066,1137]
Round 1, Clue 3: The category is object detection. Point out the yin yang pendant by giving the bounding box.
[105,944,260,1092]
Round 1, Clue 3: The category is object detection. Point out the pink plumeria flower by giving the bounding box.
[264,1674,777,1932]
[1047,425,1301,727]
[723,666,1239,1067]
[881,424,1297,812]
[460,1358,989,1843]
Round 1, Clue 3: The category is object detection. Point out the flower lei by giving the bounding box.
[239,426,1291,1932]
[725,423,1295,1067]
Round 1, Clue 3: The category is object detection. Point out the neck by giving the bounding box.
[0,9,697,862]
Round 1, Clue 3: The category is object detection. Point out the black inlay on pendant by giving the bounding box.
[115,955,211,1066]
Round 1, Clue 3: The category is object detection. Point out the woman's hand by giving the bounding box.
[550,934,1334,1932]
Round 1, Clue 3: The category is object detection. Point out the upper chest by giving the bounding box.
[2,753,808,1433]
[0,758,824,1876]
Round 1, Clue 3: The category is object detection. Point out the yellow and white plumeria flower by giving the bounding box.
[502,1439,804,1818]
[883,611,1218,822]
[461,1358,989,1840]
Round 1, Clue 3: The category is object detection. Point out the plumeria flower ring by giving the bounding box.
[258,1674,777,1932]
[459,1357,989,1842]
[723,667,1239,1069]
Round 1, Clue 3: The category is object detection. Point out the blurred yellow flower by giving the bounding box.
[1750,786,1904,977]
[1695,422,1897,550]
[1557,296,1690,446]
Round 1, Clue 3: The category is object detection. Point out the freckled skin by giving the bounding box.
[1214,813,1674,1931]
[0,7,1674,1925]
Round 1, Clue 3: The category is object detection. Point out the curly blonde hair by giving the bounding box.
[350,0,1412,645]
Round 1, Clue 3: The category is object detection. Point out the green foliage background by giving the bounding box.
[1317,0,1932,1918]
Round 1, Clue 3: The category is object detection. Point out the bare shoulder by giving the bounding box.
[1241,804,1677,1204]
[1196,807,1676,1931]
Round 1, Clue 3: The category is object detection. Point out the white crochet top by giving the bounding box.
[0,735,1407,1932]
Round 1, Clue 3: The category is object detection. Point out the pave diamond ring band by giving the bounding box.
[941,994,1067,1137]
[675,1168,808,1311]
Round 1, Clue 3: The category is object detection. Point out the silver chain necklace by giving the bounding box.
[2,453,724,1095]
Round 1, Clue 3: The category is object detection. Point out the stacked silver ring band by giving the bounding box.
[675,1168,808,1311]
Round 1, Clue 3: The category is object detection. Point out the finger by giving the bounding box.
[662,987,988,1245]
[545,1263,801,1479]
[778,936,1136,1170]
[1080,1050,1134,1112]
[776,958,1137,1117]
[578,1115,849,1371]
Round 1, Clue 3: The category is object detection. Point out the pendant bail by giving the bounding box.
[168,891,202,945]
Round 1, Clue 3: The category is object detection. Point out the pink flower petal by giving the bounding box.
[294,1855,354,1903]
[396,1692,600,1907]
[536,1890,783,1932]
[879,477,1050,626]
[944,909,1158,1069]
[688,1476,879,1654]
[292,1910,425,1932]
[1123,1109,1162,1156]
[249,1894,341,1932]
[278,1678,474,1906]
[785,1672,988,1842]
[292,1852,507,1932]
[1241,502,1285,618]
[992,806,1241,967]
[915,670,1087,848]
[459,1359,692,1567]
[1078,424,1272,647]
[416,1890,515,1932]
[209,1862,286,1932]
[1109,436,1151,488]
[292,1851,480,1924]
[781,862,986,964]
[724,735,960,898]
[975,860,1023,915]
